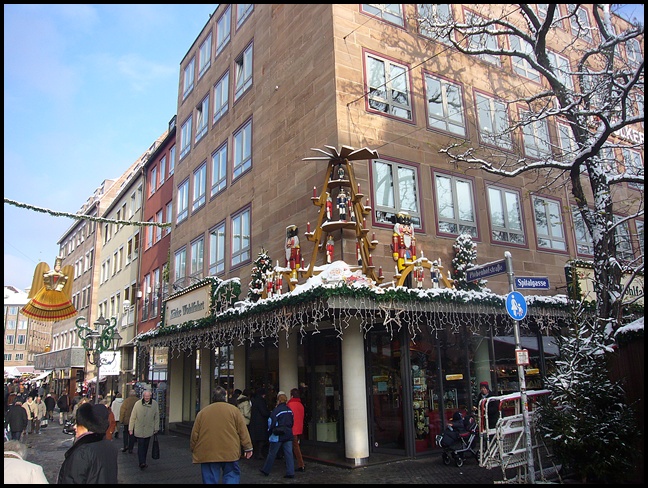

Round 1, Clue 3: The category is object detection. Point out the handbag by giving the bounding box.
[151,434,160,459]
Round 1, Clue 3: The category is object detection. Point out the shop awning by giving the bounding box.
[85,375,107,384]
[493,336,559,356]
[31,370,53,381]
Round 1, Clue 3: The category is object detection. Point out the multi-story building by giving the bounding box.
[124,4,646,463]
[3,286,51,370]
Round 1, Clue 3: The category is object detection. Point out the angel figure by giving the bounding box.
[21,256,77,322]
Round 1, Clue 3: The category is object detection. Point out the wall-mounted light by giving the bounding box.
[136,291,143,299]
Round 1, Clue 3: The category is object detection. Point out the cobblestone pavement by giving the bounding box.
[20,422,515,484]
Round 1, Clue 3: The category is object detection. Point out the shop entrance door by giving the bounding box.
[367,330,405,453]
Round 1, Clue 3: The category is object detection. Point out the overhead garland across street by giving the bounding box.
[4,198,171,228]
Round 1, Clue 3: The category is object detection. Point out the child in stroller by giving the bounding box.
[435,411,479,467]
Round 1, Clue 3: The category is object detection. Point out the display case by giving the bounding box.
[411,366,430,442]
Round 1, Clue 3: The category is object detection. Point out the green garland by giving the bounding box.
[4,197,171,228]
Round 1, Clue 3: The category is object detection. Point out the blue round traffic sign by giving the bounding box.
[506,291,527,320]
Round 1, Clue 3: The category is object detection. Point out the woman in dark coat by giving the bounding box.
[57,403,118,484]
[248,388,270,459]
[6,401,29,440]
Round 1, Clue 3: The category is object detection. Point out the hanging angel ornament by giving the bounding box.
[21,256,77,321]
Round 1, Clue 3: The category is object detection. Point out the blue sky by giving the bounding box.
[4,4,217,291]
[4,4,643,292]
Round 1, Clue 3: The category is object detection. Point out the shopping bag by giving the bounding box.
[151,434,160,459]
[42,418,49,428]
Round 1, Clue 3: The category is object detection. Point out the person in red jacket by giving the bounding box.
[286,388,305,472]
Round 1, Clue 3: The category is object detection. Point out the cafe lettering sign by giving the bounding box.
[165,285,211,327]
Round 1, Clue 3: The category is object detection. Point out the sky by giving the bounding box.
[4,4,218,291]
[3,4,644,292]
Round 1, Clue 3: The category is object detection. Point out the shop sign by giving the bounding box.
[164,285,211,327]
[572,266,643,306]
[445,374,463,381]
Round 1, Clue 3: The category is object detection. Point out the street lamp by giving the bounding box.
[76,315,123,404]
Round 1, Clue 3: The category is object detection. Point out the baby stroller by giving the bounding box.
[62,418,76,435]
[435,412,479,467]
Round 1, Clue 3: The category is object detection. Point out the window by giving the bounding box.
[191,237,205,277]
[434,173,477,237]
[231,207,251,266]
[233,119,252,179]
[198,32,212,78]
[547,50,574,90]
[465,12,500,65]
[18,320,27,330]
[177,179,190,223]
[236,4,253,28]
[532,196,566,250]
[165,202,173,236]
[155,210,163,243]
[636,220,644,259]
[556,120,577,161]
[372,159,421,228]
[366,53,412,120]
[195,94,210,143]
[180,116,192,159]
[15,353,23,361]
[192,163,207,211]
[361,4,404,26]
[149,166,157,196]
[142,274,151,321]
[520,110,551,159]
[209,222,226,275]
[4,354,11,361]
[625,38,642,68]
[17,335,26,345]
[7,320,16,329]
[417,4,453,44]
[211,143,228,196]
[568,5,594,43]
[216,6,231,54]
[424,73,466,136]
[146,220,154,249]
[169,145,176,175]
[183,57,195,99]
[487,186,525,244]
[572,206,594,255]
[475,93,512,150]
[599,146,619,174]
[622,148,644,190]
[614,216,634,262]
[509,36,540,82]
[174,247,187,283]
[159,156,166,186]
[213,71,229,124]
[6,335,14,345]
[152,268,160,317]
[234,43,253,101]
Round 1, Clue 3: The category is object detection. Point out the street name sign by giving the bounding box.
[466,259,507,282]
[515,276,550,289]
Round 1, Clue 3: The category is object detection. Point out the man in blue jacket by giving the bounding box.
[259,392,294,478]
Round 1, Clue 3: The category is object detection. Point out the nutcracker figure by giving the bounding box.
[337,164,345,180]
[414,264,425,288]
[337,188,348,222]
[265,269,274,298]
[285,225,301,280]
[391,212,417,272]
[326,194,333,221]
[431,260,440,288]
[326,235,335,263]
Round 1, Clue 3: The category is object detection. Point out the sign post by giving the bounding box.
[504,251,535,483]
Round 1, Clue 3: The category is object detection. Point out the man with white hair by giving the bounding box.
[4,439,49,483]
[129,390,160,469]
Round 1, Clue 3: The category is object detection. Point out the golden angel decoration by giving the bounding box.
[21,256,77,321]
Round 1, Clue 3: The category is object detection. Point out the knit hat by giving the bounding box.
[479,381,489,388]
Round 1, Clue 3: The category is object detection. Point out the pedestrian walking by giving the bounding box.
[129,389,160,469]
[236,388,252,426]
[249,388,270,459]
[287,388,306,472]
[259,393,294,479]
[34,395,47,434]
[190,385,253,483]
[110,392,123,439]
[57,402,118,484]
[4,439,49,484]
[22,395,38,434]
[44,393,56,421]
[100,398,117,440]
[6,400,28,440]
[119,389,139,453]
[57,390,70,425]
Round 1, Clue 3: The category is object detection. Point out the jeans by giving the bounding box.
[136,436,151,466]
[200,461,241,484]
[261,440,294,476]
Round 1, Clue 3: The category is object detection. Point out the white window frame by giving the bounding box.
[520,110,551,159]
[569,4,594,43]
[180,116,192,160]
[233,119,252,179]
[149,166,157,196]
[216,6,231,55]
[361,4,404,26]
[231,207,251,267]
[487,185,525,244]
[198,32,212,78]
[417,4,453,44]
[475,93,512,150]
[165,201,173,236]
[183,57,195,99]
[532,195,566,251]
[614,215,634,262]
[622,147,644,190]
[556,120,577,161]
[234,43,253,101]
[155,210,163,243]
[195,94,210,143]
[210,222,226,275]
[211,142,228,197]
[424,73,466,136]
[572,206,594,256]
[236,4,253,28]
[159,156,166,186]
[465,12,501,66]
[177,179,190,223]
[509,35,540,82]
[192,163,207,211]
[366,53,412,121]
[174,247,187,283]
[169,145,176,176]
[213,71,229,124]
[190,236,205,277]
[434,173,478,237]
[372,159,421,228]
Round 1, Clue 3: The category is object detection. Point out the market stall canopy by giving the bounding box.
[31,370,53,381]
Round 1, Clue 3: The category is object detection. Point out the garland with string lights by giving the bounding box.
[4,197,171,228]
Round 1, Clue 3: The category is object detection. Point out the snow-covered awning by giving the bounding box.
[31,370,53,381]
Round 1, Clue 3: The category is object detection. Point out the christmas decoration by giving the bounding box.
[452,234,486,291]
[248,248,273,302]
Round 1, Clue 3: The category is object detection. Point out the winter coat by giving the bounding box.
[190,401,252,463]
[4,450,49,484]
[249,395,270,441]
[267,402,294,443]
[44,395,56,412]
[440,416,467,448]
[119,395,139,426]
[103,405,117,440]
[23,398,38,421]
[110,397,124,422]
[6,403,28,433]
[35,399,47,419]
[236,394,251,425]
[286,397,304,436]
[129,398,159,439]
[57,394,70,413]
[57,432,118,484]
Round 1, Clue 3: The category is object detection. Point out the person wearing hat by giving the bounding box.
[57,402,118,483]
[249,388,270,459]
